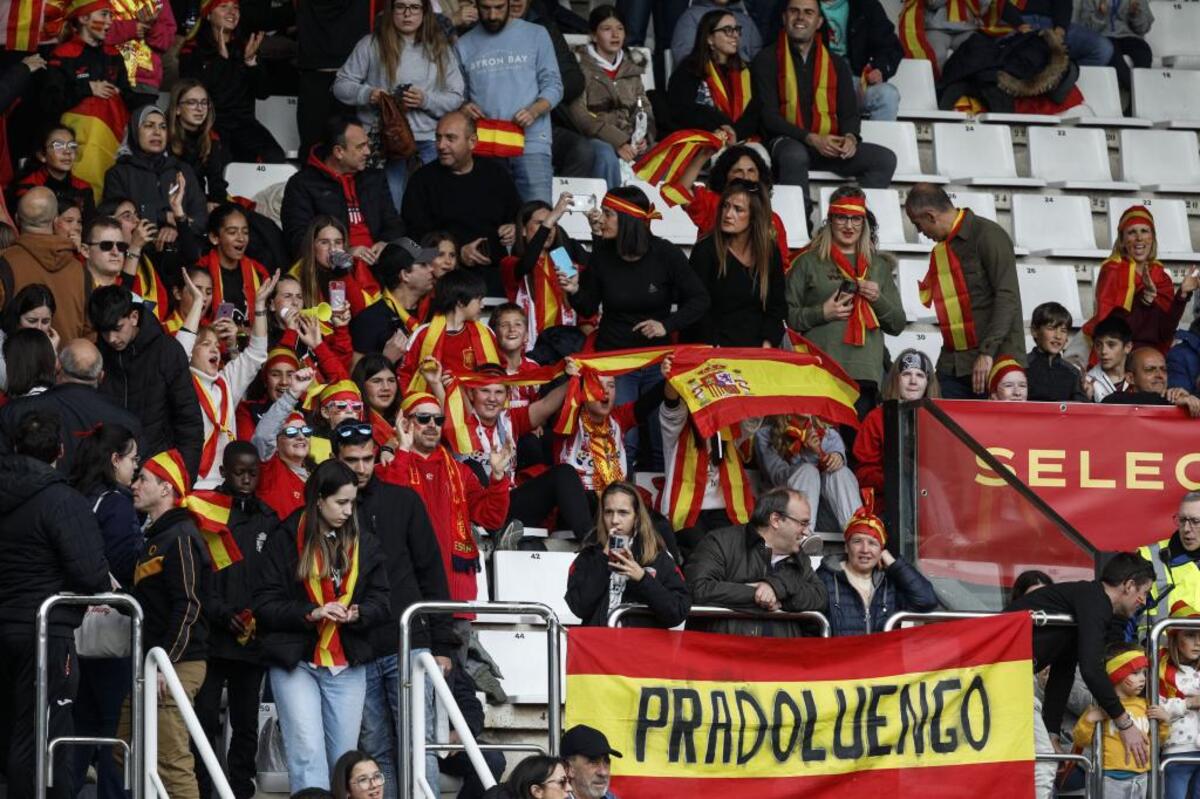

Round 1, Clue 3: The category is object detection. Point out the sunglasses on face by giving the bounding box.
[282,425,312,439]
[335,423,373,438]
[409,413,445,427]
[326,400,364,413]
[88,240,130,253]
[49,141,79,152]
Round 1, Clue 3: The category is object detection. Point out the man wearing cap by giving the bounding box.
[350,238,438,358]
[562,725,622,799]
[816,504,936,636]
[118,449,211,799]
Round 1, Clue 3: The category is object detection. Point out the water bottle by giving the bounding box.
[632,97,648,148]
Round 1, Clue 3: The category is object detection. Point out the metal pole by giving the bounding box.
[1146,617,1200,798]
[415,652,498,789]
[882,609,1076,633]
[411,653,426,799]
[547,616,562,756]
[607,604,832,637]
[1091,722,1104,799]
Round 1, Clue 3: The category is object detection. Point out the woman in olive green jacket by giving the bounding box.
[786,186,906,414]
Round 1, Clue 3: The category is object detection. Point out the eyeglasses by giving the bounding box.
[393,2,422,13]
[87,240,131,253]
[326,400,364,413]
[48,141,79,152]
[830,215,865,228]
[781,513,811,530]
[1176,515,1200,529]
[409,413,445,427]
[352,772,386,789]
[179,98,210,109]
[541,776,571,789]
[282,425,312,439]
[713,24,743,35]
[335,423,374,438]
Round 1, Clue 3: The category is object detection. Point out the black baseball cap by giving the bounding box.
[561,725,623,759]
[392,236,440,265]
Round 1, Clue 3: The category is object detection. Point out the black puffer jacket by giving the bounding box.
[565,537,691,628]
[0,382,144,474]
[0,455,110,635]
[206,491,280,662]
[134,507,210,662]
[96,310,204,482]
[254,509,391,668]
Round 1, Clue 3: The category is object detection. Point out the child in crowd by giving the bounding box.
[1073,644,1168,798]
[1088,314,1135,402]
[1160,602,1200,799]
[489,303,540,410]
[988,356,1028,402]
[1026,302,1086,402]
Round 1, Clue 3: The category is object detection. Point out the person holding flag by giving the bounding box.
[903,182,1025,398]
[254,460,390,796]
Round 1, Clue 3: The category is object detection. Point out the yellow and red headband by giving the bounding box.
[142,449,190,503]
[319,379,361,407]
[1118,205,1155,235]
[265,346,300,372]
[828,195,867,218]
[987,355,1025,396]
[844,508,887,547]
[1106,649,1149,685]
[602,193,662,222]
[201,0,238,17]
[400,391,440,415]
[67,0,113,17]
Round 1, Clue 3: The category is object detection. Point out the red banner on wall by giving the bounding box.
[916,400,1198,582]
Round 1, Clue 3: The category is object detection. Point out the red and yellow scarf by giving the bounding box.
[918,209,978,352]
[666,425,753,530]
[705,61,753,122]
[199,248,269,324]
[406,446,479,570]
[777,31,838,136]
[523,253,576,335]
[1083,206,1175,340]
[382,290,431,335]
[407,314,501,392]
[192,373,231,478]
[297,514,361,668]
[582,412,624,493]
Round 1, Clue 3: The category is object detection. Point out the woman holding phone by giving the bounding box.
[564,481,690,627]
[785,186,904,417]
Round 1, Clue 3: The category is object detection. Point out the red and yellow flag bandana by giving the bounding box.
[828,195,867,218]
[602,192,663,222]
[143,449,190,498]
[474,119,525,158]
[777,31,839,136]
[319,379,361,407]
[1106,650,1148,685]
[918,208,978,352]
[266,346,301,372]
[987,355,1025,396]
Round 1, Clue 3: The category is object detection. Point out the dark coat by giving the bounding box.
[102,115,208,237]
[840,0,905,79]
[0,455,109,634]
[684,523,828,637]
[565,538,690,627]
[206,491,280,662]
[664,62,762,139]
[816,554,938,636]
[253,510,391,668]
[133,506,210,661]
[86,485,142,589]
[179,23,272,125]
[95,310,204,482]
[0,382,143,474]
[280,151,405,257]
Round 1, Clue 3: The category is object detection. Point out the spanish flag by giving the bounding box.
[120,254,169,322]
[62,95,129,203]
[184,489,243,571]
[566,613,1035,798]
[2,0,46,50]
[553,347,674,435]
[665,345,860,438]
[474,119,525,158]
[633,129,722,187]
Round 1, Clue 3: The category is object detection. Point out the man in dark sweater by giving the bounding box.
[402,112,522,296]
[1103,347,1200,416]
[1007,552,1155,787]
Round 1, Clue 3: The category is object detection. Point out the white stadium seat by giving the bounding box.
[1108,197,1200,261]
[223,162,298,201]
[896,258,937,323]
[770,185,811,249]
[891,59,967,121]
[885,327,944,364]
[1011,194,1109,260]
[1063,66,1152,128]
[1016,262,1084,325]
[1144,0,1200,67]
[626,178,698,244]
[473,628,567,704]
[1118,129,1200,193]
[913,190,1025,253]
[255,95,300,159]
[551,176,607,241]
[1027,126,1138,192]
[491,550,581,625]
[932,122,1047,188]
[860,120,947,183]
[1131,68,1200,129]
[818,187,928,253]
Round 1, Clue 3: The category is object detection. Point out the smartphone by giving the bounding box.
[608,534,629,561]
[568,194,596,213]
[835,279,858,301]
[168,181,180,196]
[215,302,237,321]
[549,247,576,279]
[329,280,347,310]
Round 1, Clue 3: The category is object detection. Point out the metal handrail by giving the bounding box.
[883,609,1076,632]
[1038,752,1094,798]
[411,651,499,799]
[607,603,832,637]
[143,647,233,799]
[1148,616,1200,797]
[399,601,563,799]
[36,593,144,799]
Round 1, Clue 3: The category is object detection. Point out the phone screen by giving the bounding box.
[549,247,576,278]
[215,302,237,321]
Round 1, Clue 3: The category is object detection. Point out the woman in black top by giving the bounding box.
[665,9,760,140]
[565,185,708,470]
[688,179,785,347]
[167,78,229,208]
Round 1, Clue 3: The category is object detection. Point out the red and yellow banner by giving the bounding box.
[566,614,1034,798]
[474,119,525,158]
[633,129,722,187]
[63,96,130,202]
[665,345,860,437]
[2,0,46,50]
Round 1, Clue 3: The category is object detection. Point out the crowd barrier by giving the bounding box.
[1148,616,1200,797]
[606,603,832,637]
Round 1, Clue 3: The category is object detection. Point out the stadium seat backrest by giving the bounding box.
[552,176,608,240]
[892,59,941,114]
[1108,196,1196,255]
[915,190,998,245]
[1072,66,1125,118]
[473,628,568,704]
[1011,194,1099,252]
[255,96,301,158]
[1132,68,1200,123]
[1016,262,1084,324]
[933,122,1017,179]
[896,258,937,323]
[492,550,582,625]
[860,120,925,177]
[818,187,907,248]
[224,162,299,201]
[1028,126,1116,182]
[1144,0,1200,64]
[885,328,944,364]
[1119,129,1200,185]
[769,186,812,248]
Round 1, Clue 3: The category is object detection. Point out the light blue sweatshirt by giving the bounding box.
[454,19,563,156]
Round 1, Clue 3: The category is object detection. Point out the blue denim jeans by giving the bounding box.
[616,364,665,472]
[360,651,439,799]
[384,139,439,214]
[1021,15,1115,66]
[860,81,901,121]
[588,138,623,189]
[1165,750,1200,799]
[507,151,553,204]
[270,662,366,794]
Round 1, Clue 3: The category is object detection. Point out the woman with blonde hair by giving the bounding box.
[295,215,381,315]
[565,481,689,627]
[167,78,229,209]
[786,185,905,416]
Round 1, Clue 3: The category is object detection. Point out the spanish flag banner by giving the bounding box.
[62,96,129,202]
[566,613,1035,798]
[127,254,169,322]
[634,129,722,187]
[665,345,860,438]
[1,0,45,50]
[183,489,243,571]
[474,119,525,158]
[554,347,675,435]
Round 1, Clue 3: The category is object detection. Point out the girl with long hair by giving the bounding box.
[333,0,464,208]
[687,179,785,346]
[167,79,229,209]
[667,9,760,141]
[295,215,381,315]
[352,353,401,451]
[255,460,389,794]
[565,481,689,627]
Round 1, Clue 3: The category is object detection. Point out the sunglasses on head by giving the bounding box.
[88,240,130,253]
[281,425,312,439]
[335,423,373,438]
[409,413,445,426]
[326,400,364,413]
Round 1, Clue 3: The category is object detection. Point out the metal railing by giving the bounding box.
[36,593,144,799]
[607,603,832,637]
[143,647,234,799]
[1148,616,1200,797]
[399,601,563,799]
[883,609,1076,632]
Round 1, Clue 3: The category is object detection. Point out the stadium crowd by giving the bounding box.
[0,0,1194,795]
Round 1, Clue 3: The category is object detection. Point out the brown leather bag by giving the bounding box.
[378,91,417,160]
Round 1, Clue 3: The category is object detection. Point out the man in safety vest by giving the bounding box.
[1138,491,1200,626]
